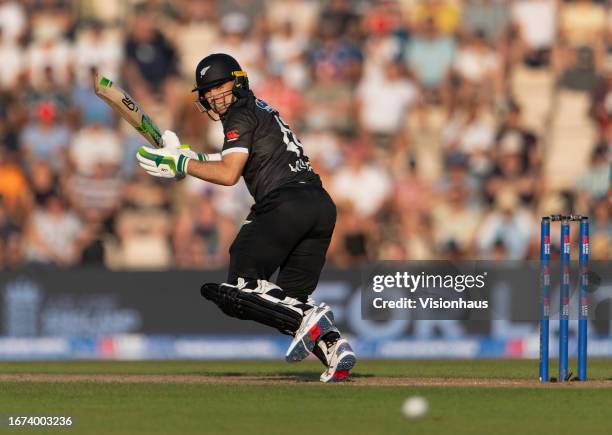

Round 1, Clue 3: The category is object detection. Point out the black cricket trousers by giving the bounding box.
[227,183,336,302]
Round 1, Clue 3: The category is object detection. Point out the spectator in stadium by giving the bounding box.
[437,152,482,208]
[327,201,371,267]
[361,31,402,83]
[476,188,534,260]
[404,17,455,104]
[28,161,58,207]
[217,0,265,33]
[576,141,610,202]
[26,26,72,89]
[26,0,73,39]
[408,0,462,36]
[19,101,70,172]
[255,72,304,126]
[173,0,220,80]
[310,15,363,84]
[494,101,540,174]
[265,0,319,39]
[461,0,511,44]
[66,160,124,227]
[318,0,360,40]
[69,122,122,175]
[0,0,27,44]
[173,193,219,269]
[559,0,607,50]
[392,159,434,219]
[23,191,84,267]
[442,100,495,177]
[397,213,435,260]
[266,21,308,76]
[452,30,502,104]
[23,66,71,114]
[214,12,265,86]
[0,27,23,90]
[331,139,391,218]
[302,128,343,175]
[554,0,607,91]
[113,198,172,269]
[356,60,420,154]
[124,5,181,123]
[303,61,354,132]
[512,0,556,67]
[589,62,612,134]
[71,67,116,128]
[74,19,123,86]
[431,184,481,257]
[0,147,30,218]
[485,146,538,207]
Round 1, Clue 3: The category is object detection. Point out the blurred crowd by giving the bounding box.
[0,0,609,270]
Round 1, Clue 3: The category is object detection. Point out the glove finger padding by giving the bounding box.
[136,152,156,167]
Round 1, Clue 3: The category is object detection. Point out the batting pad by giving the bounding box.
[201,280,313,335]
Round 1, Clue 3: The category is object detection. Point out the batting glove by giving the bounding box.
[136,130,207,178]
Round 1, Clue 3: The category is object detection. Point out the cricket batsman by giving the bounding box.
[136,53,356,382]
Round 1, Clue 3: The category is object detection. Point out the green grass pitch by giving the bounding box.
[1,359,611,434]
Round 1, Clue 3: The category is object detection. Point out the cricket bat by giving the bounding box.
[94,74,163,148]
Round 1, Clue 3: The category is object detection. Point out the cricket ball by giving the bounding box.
[401,396,428,420]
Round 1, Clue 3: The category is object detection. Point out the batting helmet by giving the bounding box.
[192,53,249,105]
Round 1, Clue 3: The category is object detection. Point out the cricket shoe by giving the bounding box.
[285,305,334,363]
[319,338,356,383]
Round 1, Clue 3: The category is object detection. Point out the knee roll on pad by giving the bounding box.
[201,280,311,335]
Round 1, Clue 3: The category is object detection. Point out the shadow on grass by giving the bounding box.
[200,371,375,382]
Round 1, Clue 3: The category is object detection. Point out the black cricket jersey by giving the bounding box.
[220,91,320,203]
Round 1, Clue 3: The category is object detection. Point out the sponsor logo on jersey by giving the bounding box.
[226,129,240,141]
[255,98,277,113]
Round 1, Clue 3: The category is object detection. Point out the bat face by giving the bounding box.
[94,75,163,148]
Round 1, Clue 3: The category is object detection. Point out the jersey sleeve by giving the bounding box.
[221,109,256,156]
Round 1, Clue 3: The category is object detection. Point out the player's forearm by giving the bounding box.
[186,159,241,186]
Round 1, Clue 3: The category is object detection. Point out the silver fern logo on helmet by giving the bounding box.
[200,66,211,77]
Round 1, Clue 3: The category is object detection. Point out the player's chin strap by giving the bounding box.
[194,92,233,122]
[194,71,249,122]
[201,279,314,335]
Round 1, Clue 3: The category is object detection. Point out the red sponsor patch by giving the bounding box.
[226,129,240,140]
